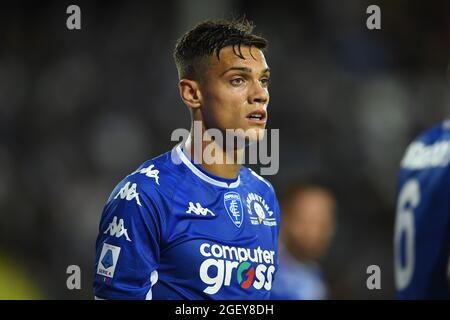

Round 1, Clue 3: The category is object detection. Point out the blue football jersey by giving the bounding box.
[93,144,280,299]
[394,119,450,299]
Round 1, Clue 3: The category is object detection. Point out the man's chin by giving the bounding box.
[250,127,266,142]
[233,128,266,147]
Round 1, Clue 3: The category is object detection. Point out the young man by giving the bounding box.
[394,118,450,299]
[93,19,280,300]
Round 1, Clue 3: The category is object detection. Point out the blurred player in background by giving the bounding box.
[271,182,336,299]
[394,117,450,299]
[93,18,281,299]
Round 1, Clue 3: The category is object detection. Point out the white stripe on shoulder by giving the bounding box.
[249,168,272,188]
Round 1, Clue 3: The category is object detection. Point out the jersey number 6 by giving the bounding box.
[394,178,420,290]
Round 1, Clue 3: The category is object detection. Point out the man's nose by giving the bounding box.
[249,81,269,105]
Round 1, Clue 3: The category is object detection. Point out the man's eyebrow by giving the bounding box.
[261,68,271,75]
[221,67,271,76]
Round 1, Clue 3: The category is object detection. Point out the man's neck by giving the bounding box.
[184,132,243,180]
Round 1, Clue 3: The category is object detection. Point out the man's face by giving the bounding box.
[199,45,270,142]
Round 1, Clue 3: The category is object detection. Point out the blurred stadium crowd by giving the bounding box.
[0,0,449,299]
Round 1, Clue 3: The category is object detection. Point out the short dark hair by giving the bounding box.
[173,18,268,80]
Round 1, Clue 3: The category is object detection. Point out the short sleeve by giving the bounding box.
[93,178,162,300]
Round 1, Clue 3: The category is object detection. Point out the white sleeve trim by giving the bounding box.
[94,270,158,300]
[145,270,159,300]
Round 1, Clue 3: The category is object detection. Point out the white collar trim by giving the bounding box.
[175,145,240,188]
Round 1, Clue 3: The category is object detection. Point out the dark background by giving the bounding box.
[0,0,449,299]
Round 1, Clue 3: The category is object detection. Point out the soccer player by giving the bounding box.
[394,118,450,299]
[93,18,280,299]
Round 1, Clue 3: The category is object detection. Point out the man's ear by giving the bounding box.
[179,79,202,109]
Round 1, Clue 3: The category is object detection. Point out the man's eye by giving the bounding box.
[261,78,270,87]
[230,78,244,85]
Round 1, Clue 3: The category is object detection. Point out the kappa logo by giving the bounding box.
[114,182,142,206]
[224,192,244,228]
[104,216,131,241]
[186,202,215,216]
[134,164,160,185]
[246,193,276,226]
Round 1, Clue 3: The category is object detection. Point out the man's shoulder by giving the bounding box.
[241,166,277,194]
[400,119,450,171]
[416,119,450,144]
[113,147,186,201]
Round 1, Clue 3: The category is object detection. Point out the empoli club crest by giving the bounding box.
[224,192,244,228]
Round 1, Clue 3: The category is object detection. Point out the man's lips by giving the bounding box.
[246,109,267,124]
